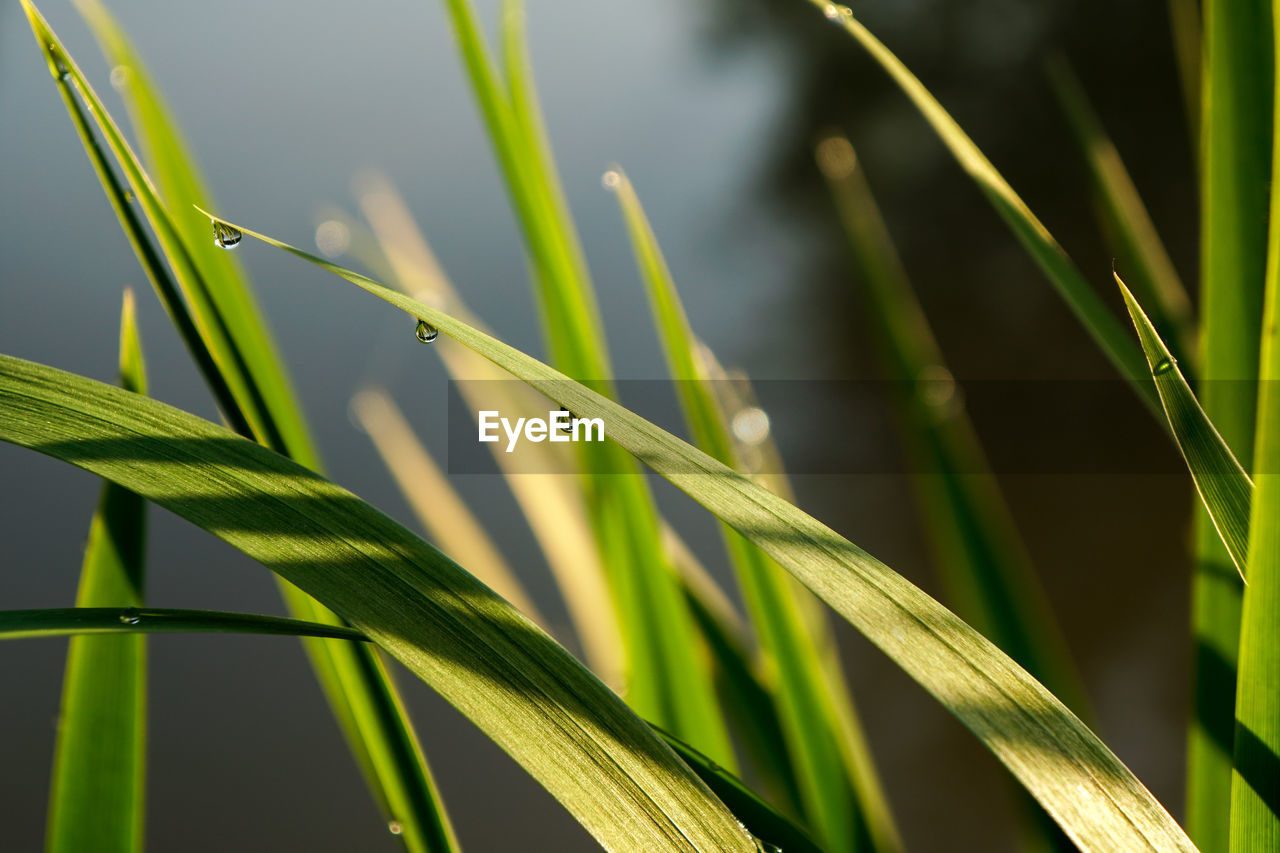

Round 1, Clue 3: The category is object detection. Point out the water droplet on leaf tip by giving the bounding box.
[211,219,242,250]
[119,608,140,625]
[601,170,621,191]
[387,821,403,835]
[1153,357,1175,375]
[414,319,438,344]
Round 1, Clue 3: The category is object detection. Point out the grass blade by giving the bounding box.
[20,8,460,847]
[1,609,369,642]
[611,167,899,852]
[1229,47,1280,840]
[0,354,760,853]
[225,220,1197,851]
[1167,0,1202,156]
[1047,58,1196,367]
[811,1,1156,410]
[1190,1,1273,845]
[46,290,148,853]
[1118,278,1253,577]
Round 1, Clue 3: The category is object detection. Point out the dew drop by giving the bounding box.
[123,190,135,204]
[110,65,130,91]
[414,319,439,344]
[315,219,351,257]
[119,608,141,625]
[555,408,577,431]
[732,406,771,446]
[1153,357,1175,376]
[387,821,403,836]
[601,170,621,191]
[822,4,840,19]
[211,219,242,250]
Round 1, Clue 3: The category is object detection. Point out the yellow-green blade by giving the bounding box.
[1119,279,1253,577]
[1229,54,1280,842]
[1047,58,1196,366]
[226,221,1197,851]
[811,1,1155,411]
[74,0,320,468]
[1191,2,1272,846]
[0,354,759,853]
[46,290,148,853]
[611,167,899,852]
[19,8,461,848]
[1,609,369,642]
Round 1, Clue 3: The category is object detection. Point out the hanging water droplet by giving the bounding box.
[211,219,242,250]
[387,821,403,836]
[119,608,141,625]
[1153,357,1175,376]
[555,408,577,431]
[414,319,438,344]
[601,170,621,191]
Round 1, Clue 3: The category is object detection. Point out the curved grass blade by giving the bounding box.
[1190,2,1272,845]
[0,354,759,853]
[1047,58,1196,367]
[46,291,148,853]
[225,219,1198,851]
[1117,277,1253,577]
[809,1,1156,412]
[1,609,369,642]
[1229,75,1280,845]
[611,167,899,852]
[18,8,459,847]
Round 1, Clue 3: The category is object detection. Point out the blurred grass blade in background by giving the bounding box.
[433,0,735,762]
[226,219,1198,851]
[809,1,1155,409]
[352,172,623,685]
[46,291,148,853]
[351,388,547,627]
[1229,51,1280,841]
[0,355,760,853]
[1118,278,1253,577]
[1047,58,1196,367]
[20,6,460,848]
[1191,1,1273,845]
[610,166,900,853]
[1167,0,1203,158]
[817,133,1092,849]
[1,609,370,642]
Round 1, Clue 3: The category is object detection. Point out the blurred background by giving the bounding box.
[0,0,1196,849]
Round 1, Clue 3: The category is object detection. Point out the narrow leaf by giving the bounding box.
[224,219,1197,851]
[2,608,368,642]
[1118,277,1253,577]
[47,290,148,853]
[0,354,758,853]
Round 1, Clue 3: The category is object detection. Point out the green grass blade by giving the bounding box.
[611,167,899,852]
[1047,59,1196,367]
[811,1,1156,411]
[20,8,461,847]
[1191,2,1272,846]
[74,0,320,467]
[432,0,734,763]
[0,609,369,642]
[46,291,148,853]
[226,222,1197,851]
[1229,54,1280,842]
[1118,278,1253,577]
[0,354,760,853]
[1167,0,1202,156]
